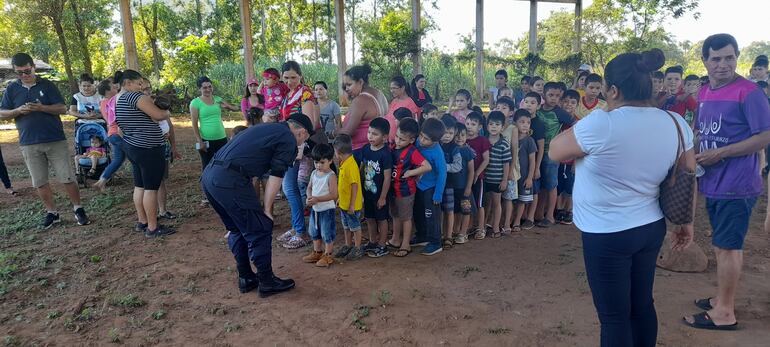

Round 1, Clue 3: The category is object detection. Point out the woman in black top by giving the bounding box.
[114,70,174,237]
[410,74,433,109]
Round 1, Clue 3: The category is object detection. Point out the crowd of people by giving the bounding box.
[1,32,770,346]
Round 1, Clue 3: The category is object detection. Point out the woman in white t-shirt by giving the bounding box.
[550,49,696,347]
[68,73,103,121]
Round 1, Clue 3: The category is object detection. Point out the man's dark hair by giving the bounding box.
[585,73,603,85]
[563,89,580,101]
[369,117,390,136]
[544,81,561,93]
[495,69,508,80]
[513,109,532,121]
[420,118,446,142]
[665,65,684,77]
[466,111,484,125]
[495,96,516,111]
[393,107,413,121]
[702,33,740,59]
[333,134,353,155]
[398,117,419,139]
[311,143,335,161]
[524,91,542,104]
[487,111,505,125]
[11,53,33,67]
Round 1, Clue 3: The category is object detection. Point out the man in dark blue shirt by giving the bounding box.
[0,53,90,228]
[201,113,313,297]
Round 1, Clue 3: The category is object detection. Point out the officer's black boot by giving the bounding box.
[238,277,259,294]
[257,271,295,298]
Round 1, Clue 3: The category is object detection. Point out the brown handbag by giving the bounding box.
[659,111,696,225]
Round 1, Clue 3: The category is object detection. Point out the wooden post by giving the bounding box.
[475,0,484,101]
[119,0,139,70]
[334,0,347,104]
[411,0,421,76]
[573,0,582,53]
[239,0,255,81]
[529,0,537,54]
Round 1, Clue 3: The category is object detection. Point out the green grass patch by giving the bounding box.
[111,294,145,308]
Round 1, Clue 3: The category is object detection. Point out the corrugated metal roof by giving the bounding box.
[0,58,54,70]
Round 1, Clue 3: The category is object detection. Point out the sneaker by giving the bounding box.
[145,225,176,237]
[345,247,365,261]
[134,222,148,232]
[420,243,443,256]
[302,250,323,263]
[158,211,177,219]
[334,245,353,258]
[536,219,554,228]
[281,235,308,249]
[362,242,379,254]
[74,208,90,226]
[41,212,61,229]
[367,246,389,258]
[560,212,573,225]
[454,233,469,244]
[521,220,535,230]
[277,229,295,243]
[315,254,334,267]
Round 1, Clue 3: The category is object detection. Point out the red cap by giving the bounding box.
[247,78,259,86]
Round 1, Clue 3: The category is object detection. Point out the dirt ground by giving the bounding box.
[1,117,769,347]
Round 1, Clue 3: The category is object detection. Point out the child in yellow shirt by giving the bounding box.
[332,134,365,261]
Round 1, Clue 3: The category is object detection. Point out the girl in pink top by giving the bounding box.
[339,65,388,150]
[385,76,421,142]
[451,89,473,124]
[241,79,265,125]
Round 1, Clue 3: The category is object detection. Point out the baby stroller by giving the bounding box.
[74,121,111,187]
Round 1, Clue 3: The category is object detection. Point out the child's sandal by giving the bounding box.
[491,231,502,239]
[474,229,486,240]
[443,238,454,249]
[512,225,522,233]
[501,227,512,236]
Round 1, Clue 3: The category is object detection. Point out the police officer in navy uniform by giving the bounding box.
[202,113,314,297]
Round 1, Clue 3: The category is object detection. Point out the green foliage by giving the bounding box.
[357,9,428,77]
[112,294,145,308]
[161,35,215,91]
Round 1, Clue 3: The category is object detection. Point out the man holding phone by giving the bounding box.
[0,53,90,228]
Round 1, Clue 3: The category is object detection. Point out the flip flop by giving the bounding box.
[682,312,738,331]
[695,297,714,311]
[385,241,400,249]
[392,249,411,257]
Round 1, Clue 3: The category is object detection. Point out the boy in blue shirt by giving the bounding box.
[354,118,392,258]
[413,118,447,256]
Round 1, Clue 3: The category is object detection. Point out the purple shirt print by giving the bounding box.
[696,76,770,199]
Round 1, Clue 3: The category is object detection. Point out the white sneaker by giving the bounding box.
[277,229,295,242]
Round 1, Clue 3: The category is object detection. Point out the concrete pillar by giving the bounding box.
[529,0,537,54]
[334,0,347,103]
[239,0,255,81]
[411,0,422,75]
[573,0,582,53]
[475,0,484,101]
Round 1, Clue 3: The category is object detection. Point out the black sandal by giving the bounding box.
[392,249,411,257]
[683,312,738,331]
[694,297,714,311]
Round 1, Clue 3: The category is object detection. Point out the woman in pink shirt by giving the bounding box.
[93,78,122,191]
[384,76,421,142]
[338,65,388,150]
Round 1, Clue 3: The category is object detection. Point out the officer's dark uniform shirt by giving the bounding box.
[211,122,298,179]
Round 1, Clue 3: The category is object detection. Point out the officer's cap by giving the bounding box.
[288,113,315,136]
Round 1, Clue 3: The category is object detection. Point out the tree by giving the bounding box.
[357,9,428,77]
[161,35,215,90]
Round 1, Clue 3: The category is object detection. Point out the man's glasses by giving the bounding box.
[14,69,33,75]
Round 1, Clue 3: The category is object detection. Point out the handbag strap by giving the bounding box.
[663,110,686,185]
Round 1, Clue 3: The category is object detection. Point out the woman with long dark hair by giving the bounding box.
[550,49,695,347]
[409,74,432,109]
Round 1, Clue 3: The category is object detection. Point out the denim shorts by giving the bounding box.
[539,156,559,191]
[309,208,337,243]
[340,210,363,231]
[706,197,757,250]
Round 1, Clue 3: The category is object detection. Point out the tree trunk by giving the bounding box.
[287,0,294,59]
[69,0,92,76]
[326,0,333,64]
[51,17,78,93]
[260,0,267,53]
[350,0,356,64]
[195,0,203,36]
[150,2,163,77]
[312,0,320,61]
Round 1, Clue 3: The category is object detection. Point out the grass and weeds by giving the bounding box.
[455,265,480,278]
[351,305,371,332]
[112,294,145,308]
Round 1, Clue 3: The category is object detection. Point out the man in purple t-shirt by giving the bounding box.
[684,34,770,331]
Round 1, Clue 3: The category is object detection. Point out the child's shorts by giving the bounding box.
[390,195,415,220]
[340,210,362,232]
[364,193,390,221]
[502,179,518,201]
[309,208,336,243]
[472,178,484,209]
[483,181,503,194]
[557,164,575,196]
[517,177,534,203]
[441,187,455,212]
[453,189,476,215]
[532,178,541,195]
